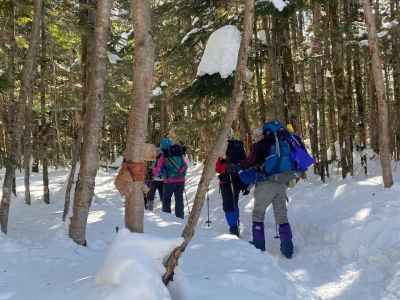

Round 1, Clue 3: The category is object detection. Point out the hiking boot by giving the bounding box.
[279,223,294,259]
[229,226,240,237]
[251,222,266,251]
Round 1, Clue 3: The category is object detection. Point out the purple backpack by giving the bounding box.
[287,135,315,172]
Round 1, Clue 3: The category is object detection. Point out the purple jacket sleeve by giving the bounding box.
[152,154,165,177]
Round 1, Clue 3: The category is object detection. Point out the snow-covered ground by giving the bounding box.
[1,155,400,299]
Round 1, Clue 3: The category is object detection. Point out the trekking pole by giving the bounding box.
[184,189,191,215]
[205,188,212,227]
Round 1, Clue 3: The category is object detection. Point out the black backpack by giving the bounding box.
[164,144,185,157]
[226,139,246,165]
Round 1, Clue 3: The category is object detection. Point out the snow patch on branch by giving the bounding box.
[256,0,289,12]
[197,25,241,79]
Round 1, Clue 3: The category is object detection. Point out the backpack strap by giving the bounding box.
[167,156,186,175]
[167,157,180,171]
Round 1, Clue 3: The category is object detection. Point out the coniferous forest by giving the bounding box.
[1,1,400,299]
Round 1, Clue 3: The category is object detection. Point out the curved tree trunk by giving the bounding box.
[69,0,112,245]
[124,0,155,233]
[162,0,254,285]
[362,0,393,188]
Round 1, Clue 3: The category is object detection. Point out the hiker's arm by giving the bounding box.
[240,146,258,169]
[215,157,227,174]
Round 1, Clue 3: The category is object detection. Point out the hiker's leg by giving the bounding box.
[146,180,156,211]
[271,183,293,258]
[271,183,289,225]
[252,181,275,223]
[221,183,237,230]
[162,183,174,214]
[174,183,184,219]
[251,181,276,251]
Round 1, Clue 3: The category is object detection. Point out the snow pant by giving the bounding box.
[252,176,291,225]
[220,181,240,230]
[252,173,295,255]
[162,182,184,219]
[146,180,163,211]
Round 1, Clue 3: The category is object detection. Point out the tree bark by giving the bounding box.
[368,60,379,153]
[1,0,42,233]
[329,0,348,179]
[264,16,284,122]
[282,21,300,132]
[162,0,254,285]
[392,2,400,160]
[124,0,155,233]
[63,0,94,221]
[354,45,366,148]
[362,0,393,188]
[40,2,50,204]
[69,0,112,245]
[312,2,327,181]
[254,20,266,123]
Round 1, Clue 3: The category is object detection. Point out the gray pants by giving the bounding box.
[252,173,294,224]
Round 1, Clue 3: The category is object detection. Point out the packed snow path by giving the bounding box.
[1,159,400,299]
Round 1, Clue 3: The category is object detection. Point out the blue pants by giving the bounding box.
[220,182,240,228]
[162,183,184,219]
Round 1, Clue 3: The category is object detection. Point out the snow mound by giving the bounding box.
[197,25,241,79]
[96,229,183,300]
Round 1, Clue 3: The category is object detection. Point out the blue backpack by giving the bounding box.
[263,121,295,176]
[239,121,315,185]
[163,144,187,178]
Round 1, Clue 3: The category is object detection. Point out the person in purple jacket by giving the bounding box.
[153,138,188,219]
[240,122,298,258]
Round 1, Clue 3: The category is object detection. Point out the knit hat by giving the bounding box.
[160,138,172,150]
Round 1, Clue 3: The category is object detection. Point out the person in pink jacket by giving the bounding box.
[153,138,188,219]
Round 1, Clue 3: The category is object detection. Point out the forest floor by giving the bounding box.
[1,154,400,299]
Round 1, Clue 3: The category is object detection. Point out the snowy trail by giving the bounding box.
[1,159,400,299]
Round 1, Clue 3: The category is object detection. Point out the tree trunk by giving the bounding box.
[23,101,33,205]
[69,0,112,245]
[282,21,300,132]
[265,16,284,122]
[392,2,400,160]
[63,126,82,222]
[63,0,94,221]
[362,0,393,188]
[1,0,42,233]
[124,0,155,233]
[239,101,252,151]
[354,46,367,148]
[312,2,327,181]
[40,2,50,204]
[368,60,379,153]
[254,21,266,123]
[329,0,348,178]
[162,0,254,285]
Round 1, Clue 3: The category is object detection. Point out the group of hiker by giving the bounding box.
[143,120,314,259]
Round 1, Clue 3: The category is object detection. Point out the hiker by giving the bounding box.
[153,138,188,219]
[240,120,314,258]
[144,149,164,211]
[215,138,249,237]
